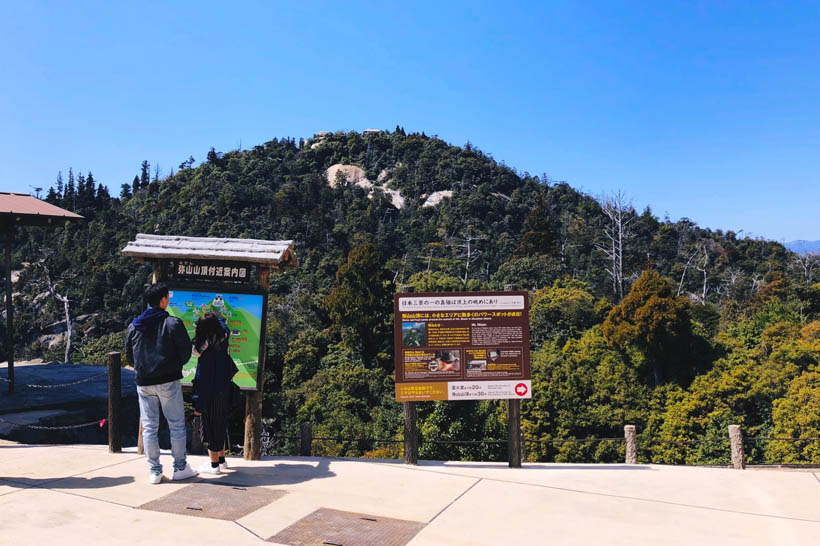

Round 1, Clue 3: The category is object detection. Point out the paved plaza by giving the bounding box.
[1,442,819,545]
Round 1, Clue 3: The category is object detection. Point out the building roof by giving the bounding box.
[121,234,297,267]
[0,193,84,227]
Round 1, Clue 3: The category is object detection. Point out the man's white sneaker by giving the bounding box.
[148,471,163,484]
[219,461,229,472]
[172,464,198,481]
[198,462,221,475]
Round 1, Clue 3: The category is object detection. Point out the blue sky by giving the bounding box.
[1,1,818,241]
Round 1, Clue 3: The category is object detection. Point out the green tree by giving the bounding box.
[325,243,394,367]
[602,270,693,385]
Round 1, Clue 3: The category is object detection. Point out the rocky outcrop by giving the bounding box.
[422,191,453,207]
[325,164,405,209]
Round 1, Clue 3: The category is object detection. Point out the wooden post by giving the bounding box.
[624,425,637,464]
[729,425,745,470]
[5,228,14,394]
[403,401,418,465]
[244,267,270,460]
[400,285,419,465]
[300,422,313,456]
[507,399,522,467]
[504,284,524,468]
[108,352,122,453]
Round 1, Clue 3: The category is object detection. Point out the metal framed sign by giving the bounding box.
[393,291,531,402]
[166,284,268,391]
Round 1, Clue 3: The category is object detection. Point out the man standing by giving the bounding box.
[126,283,197,484]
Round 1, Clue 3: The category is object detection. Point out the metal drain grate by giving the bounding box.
[138,482,286,520]
[269,508,426,546]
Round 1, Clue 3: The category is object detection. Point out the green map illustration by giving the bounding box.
[166,290,263,389]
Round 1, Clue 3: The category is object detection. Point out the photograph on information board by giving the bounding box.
[394,291,531,402]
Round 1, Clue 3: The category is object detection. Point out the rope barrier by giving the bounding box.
[0,416,106,430]
[0,371,108,389]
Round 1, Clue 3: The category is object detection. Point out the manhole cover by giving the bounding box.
[138,482,286,520]
[269,508,426,546]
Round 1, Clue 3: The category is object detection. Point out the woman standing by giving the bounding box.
[191,312,238,474]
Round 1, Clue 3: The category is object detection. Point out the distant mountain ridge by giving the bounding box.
[785,240,820,254]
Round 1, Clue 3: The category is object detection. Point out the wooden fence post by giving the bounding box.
[729,425,745,470]
[107,352,121,453]
[300,422,313,456]
[624,425,637,464]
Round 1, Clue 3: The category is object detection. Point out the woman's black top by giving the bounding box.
[191,329,238,414]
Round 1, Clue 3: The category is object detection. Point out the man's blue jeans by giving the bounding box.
[137,380,188,473]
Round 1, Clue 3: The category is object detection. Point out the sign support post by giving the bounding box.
[400,286,419,465]
[244,267,270,460]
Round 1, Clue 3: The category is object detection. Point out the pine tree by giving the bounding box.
[140,160,150,189]
[65,168,76,210]
[120,184,132,199]
[132,175,140,195]
[55,171,64,199]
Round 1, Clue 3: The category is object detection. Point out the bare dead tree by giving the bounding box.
[695,243,710,303]
[596,191,635,300]
[677,248,700,297]
[453,226,487,284]
[750,273,764,294]
[791,252,820,285]
[37,259,77,364]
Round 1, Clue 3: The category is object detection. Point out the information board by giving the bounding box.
[394,291,531,402]
[166,288,266,391]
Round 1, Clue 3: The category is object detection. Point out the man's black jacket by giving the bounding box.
[125,307,192,386]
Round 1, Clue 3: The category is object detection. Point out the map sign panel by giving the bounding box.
[394,291,531,402]
[166,289,265,390]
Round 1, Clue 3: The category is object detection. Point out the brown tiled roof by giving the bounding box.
[0,192,84,226]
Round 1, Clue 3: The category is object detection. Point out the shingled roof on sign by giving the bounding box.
[121,234,297,267]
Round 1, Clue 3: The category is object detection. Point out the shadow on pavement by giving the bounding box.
[424,462,653,471]
[199,459,335,487]
[2,475,135,489]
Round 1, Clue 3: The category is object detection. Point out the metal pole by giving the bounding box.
[108,352,122,452]
[5,228,14,394]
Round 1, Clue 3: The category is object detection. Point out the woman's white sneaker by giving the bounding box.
[219,460,229,472]
[148,471,163,484]
[197,462,221,475]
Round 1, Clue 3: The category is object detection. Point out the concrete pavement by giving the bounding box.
[1,442,819,545]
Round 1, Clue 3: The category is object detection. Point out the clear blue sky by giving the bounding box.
[2,1,818,241]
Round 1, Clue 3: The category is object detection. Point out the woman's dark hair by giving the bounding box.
[193,313,226,352]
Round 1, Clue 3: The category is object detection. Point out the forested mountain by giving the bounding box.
[786,240,820,255]
[7,129,820,464]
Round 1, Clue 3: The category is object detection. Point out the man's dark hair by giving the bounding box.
[143,283,169,308]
